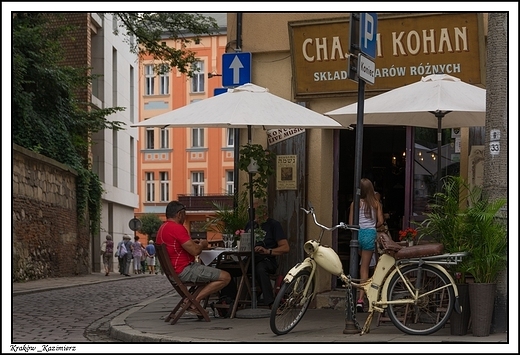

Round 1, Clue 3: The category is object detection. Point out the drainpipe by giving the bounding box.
[236,12,242,51]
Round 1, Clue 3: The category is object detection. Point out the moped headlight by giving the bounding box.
[304,240,318,255]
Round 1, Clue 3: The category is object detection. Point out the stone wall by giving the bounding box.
[12,144,91,282]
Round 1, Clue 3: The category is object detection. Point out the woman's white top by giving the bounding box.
[358,200,376,229]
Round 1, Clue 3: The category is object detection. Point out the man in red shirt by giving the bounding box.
[156,201,231,312]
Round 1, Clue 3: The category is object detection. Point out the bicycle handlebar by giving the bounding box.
[301,207,359,232]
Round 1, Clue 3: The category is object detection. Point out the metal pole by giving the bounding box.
[249,171,257,309]
[236,13,242,51]
[233,128,240,210]
[344,77,365,333]
[246,126,257,309]
[436,112,444,194]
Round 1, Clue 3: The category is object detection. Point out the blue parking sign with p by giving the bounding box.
[360,13,377,59]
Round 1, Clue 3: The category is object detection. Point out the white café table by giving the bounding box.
[199,247,235,265]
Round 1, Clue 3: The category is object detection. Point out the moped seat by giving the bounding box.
[394,243,444,260]
[377,232,444,260]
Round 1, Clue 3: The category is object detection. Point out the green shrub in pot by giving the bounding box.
[417,176,472,282]
[205,191,250,237]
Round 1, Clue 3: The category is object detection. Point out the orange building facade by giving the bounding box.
[135,17,232,243]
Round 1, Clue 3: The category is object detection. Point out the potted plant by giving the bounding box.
[205,192,250,246]
[464,189,507,337]
[417,175,508,336]
[237,143,275,248]
[417,176,473,335]
[238,143,275,203]
[398,227,417,246]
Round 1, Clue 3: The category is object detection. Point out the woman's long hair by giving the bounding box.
[360,178,379,220]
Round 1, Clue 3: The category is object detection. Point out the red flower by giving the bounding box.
[398,227,417,242]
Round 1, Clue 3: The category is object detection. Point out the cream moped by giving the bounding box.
[270,205,466,336]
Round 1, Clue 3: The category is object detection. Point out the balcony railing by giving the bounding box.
[178,194,234,212]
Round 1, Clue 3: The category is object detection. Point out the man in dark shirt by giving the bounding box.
[246,199,289,307]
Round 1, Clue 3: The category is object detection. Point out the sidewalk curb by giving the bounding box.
[109,295,210,343]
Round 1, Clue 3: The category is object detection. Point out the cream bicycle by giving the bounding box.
[270,204,466,336]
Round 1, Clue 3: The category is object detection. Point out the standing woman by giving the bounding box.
[121,234,133,276]
[145,240,156,274]
[131,235,146,274]
[102,234,114,276]
[348,178,384,312]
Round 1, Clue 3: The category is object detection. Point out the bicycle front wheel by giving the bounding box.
[386,264,455,335]
[270,269,314,335]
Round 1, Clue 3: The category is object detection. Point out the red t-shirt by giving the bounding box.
[156,220,194,274]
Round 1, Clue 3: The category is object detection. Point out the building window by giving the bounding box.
[146,128,154,149]
[112,130,118,187]
[191,172,204,196]
[145,64,155,95]
[192,128,204,148]
[159,64,169,95]
[226,170,234,195]
[160,171,169,202]
[160,128,169,148]
[112,14,118,31]
[227,128,235,147]
[191,61,204,93]
[145,172,155,202]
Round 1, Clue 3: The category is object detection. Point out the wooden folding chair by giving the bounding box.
[155,244,211,324]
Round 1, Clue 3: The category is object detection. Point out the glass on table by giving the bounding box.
[223,234,233,249]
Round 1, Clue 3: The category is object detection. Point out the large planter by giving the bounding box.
[468,282,496,337]
[450,283,471,335]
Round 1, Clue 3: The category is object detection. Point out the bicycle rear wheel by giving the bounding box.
[270,269,313,335]
[386,264,454,335]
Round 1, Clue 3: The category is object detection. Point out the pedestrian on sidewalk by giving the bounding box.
[102,234,114,276]
[120,234,133,276]
[131,235,146,274]
[140,239,149,274]
[145,240,156,274]
[115,237,125,275]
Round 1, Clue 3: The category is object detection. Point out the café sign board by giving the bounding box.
[288,13,483,98]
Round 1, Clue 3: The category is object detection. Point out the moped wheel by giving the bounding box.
[270,269,313,335]
[386,264,454,335]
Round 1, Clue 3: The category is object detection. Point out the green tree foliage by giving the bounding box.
[12,13,125,235]
[112,13,219,77]
[138,214,164,240]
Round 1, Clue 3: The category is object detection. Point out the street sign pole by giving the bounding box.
[344,76,366,335]
[344,12,377,335]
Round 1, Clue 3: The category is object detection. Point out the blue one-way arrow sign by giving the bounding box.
[222,52,252,87]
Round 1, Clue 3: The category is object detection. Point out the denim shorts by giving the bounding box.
[178,262,221,283]
[358,228,377,251]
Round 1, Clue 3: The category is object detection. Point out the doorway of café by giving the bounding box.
[335,126,406,281]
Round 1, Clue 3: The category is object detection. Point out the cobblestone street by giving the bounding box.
[12,274,170,343]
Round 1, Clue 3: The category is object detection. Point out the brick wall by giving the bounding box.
[12,144,91,282]
[46,13,91,109]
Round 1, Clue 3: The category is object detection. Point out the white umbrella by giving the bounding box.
[131,82,343,316]
[132,83,343,129]
[325,73,486,191]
